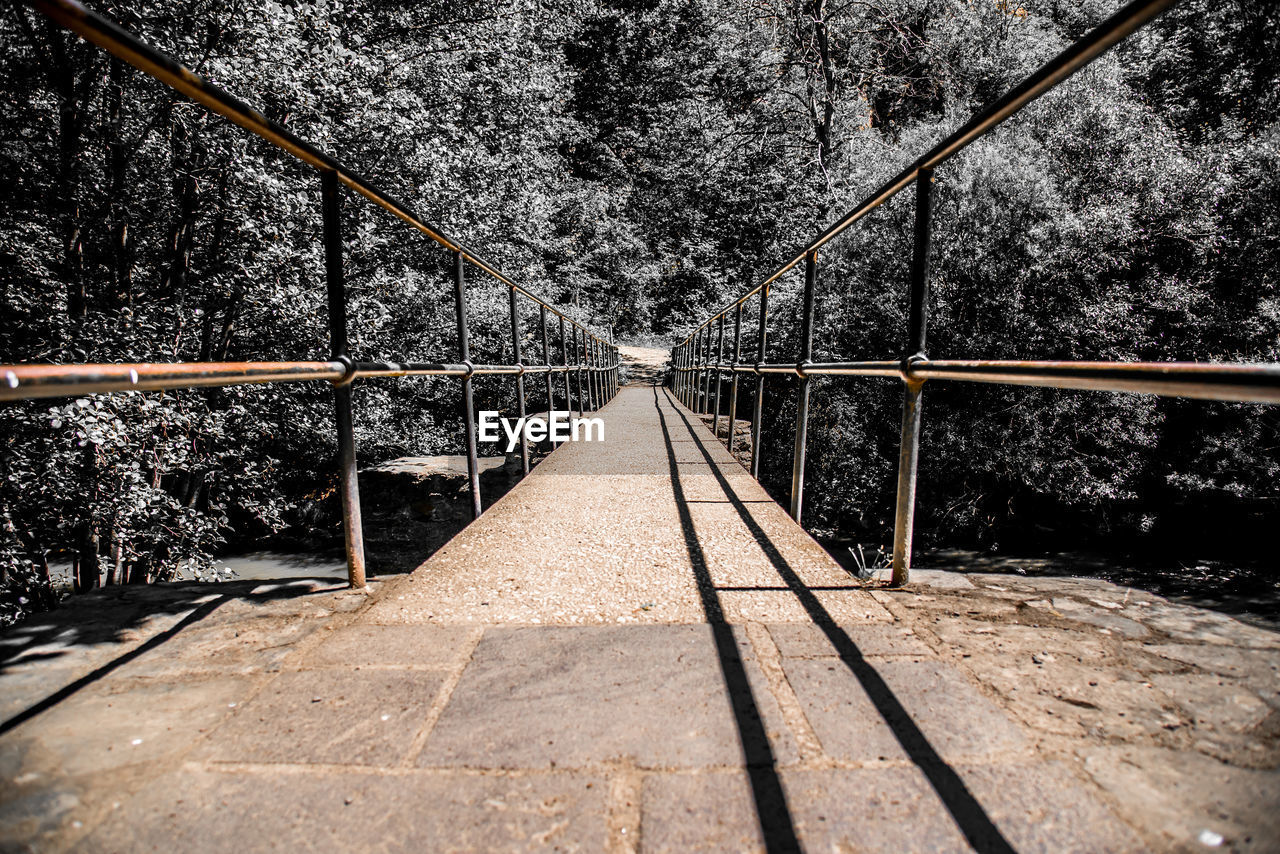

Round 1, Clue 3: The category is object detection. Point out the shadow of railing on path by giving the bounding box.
[657,386,1017,854]
[653,386,802,852]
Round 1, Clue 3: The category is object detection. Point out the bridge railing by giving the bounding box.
[2,0,621,589]
[669,0,1279,586]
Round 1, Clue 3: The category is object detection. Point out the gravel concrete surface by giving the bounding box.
[1,352,1276,852]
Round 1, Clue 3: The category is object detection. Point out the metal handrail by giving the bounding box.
[6,0,623,589]
[670,360,1280,403]
[670,0,1278,588]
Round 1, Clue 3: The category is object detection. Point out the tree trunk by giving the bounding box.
[53,44,86,318]
[75,525,100,593]
[106,57,134,311]
[164,124,200,357]
[104,531,120,586]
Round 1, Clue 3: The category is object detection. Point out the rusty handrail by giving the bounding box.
[7,0,623,589]
[670,0,1278,588]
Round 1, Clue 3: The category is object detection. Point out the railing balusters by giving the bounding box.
[594,338,603,407]
[509,286,529,475]
[696,331,704,410]
[676,343,684,403]
[789,251,818,522]
[691,330,701,409]
[559,315,571,419]
[678,342,684,402]
[682,342,689,404]
[690,329,699,409]
[702,324,715,414]
[453,250,482,520]
[728,303,743,453]
[675,343,686,407]
[750,284,770,479]
[574,326,586,418]
[713,314,726,438]
[587,329,594,412]
[891,168,934,586]
[541,305,553,419]
[321,171,367,589]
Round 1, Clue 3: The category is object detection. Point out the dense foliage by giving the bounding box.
[1,0,1275,622]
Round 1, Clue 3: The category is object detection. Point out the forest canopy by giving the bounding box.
[1,0,1276,622]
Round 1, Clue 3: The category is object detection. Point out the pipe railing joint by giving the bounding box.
[331,354,357,388]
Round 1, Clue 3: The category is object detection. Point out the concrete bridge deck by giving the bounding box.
[1,379,1278,852]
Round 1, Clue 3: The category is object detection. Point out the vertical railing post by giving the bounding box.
[727,302,743,453]
[701,324,714,414]
[609,340,616,400]
[750,284,770,479]
[697,330,706,411]
[593,338,602,407]
[682,334,691,406]
[322,171,366,589]
[690,329,701,410]
[559,315,571,418]
[678,342,686,403]
[712,314,726,439]
[585,336,596,411]
[677,342,683,401]
[789,251,818,522]
[607,338,615,400]
[696,326,707,413]
[688,337,696,407]
[453,249,482,520]
[691,330,701,409]
[891,168,934,586]
[540,304,553,418]
[574,326,585,418]
[680,340,690,406]
[509,286,529,475]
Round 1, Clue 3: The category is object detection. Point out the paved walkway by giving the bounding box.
[1,379,1277,851]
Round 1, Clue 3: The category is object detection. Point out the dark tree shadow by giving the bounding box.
[0,578,344,735]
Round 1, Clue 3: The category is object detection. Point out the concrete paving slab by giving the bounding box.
[638,770,776,852]
[304,624,475,669]
[783,658,1028,762]
[783,763,1143,853]
[642,762,1143,853]
[1,676,250,778]
[199,669,446,766]
[1146,643,1280,708]
[1081,745,1280,852]
[418,625,797,770]
[78,768,609,853]
[112,617,321,679]
[767,622,934,658]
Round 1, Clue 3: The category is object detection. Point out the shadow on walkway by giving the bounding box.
[654,385,1016,854]
[0,580,341,736]
[653,386,802,851]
